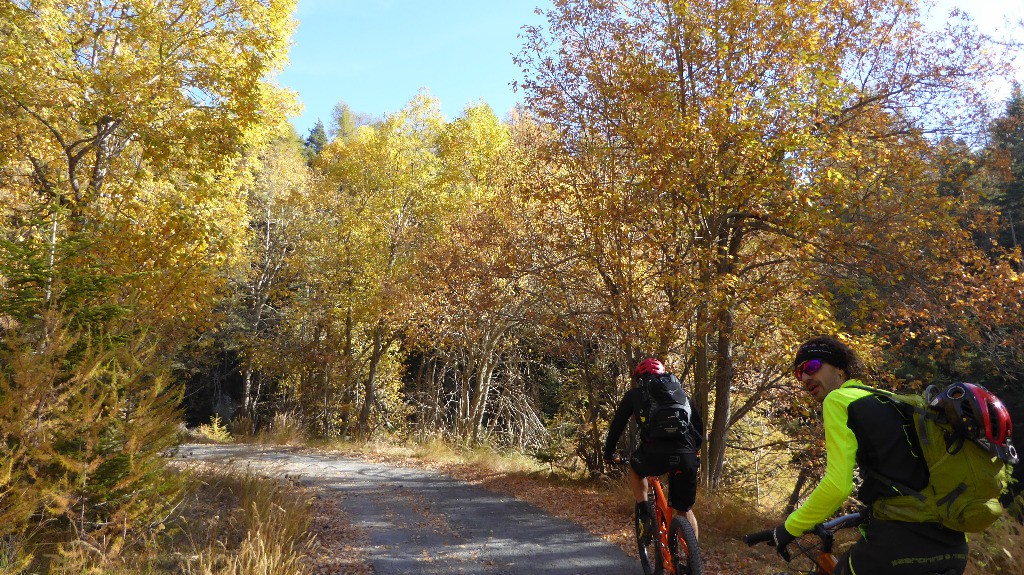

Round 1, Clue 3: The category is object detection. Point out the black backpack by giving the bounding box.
[637,373,698,446]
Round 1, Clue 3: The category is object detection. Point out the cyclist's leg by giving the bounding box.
[629,450,661,536]
[834,519,967,575]
[683,509,698,541]
[627,465,648,504]
[667,451,700,540]
[630,456,661,575]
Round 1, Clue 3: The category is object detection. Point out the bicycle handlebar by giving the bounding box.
[743,529,775,546]
[605,454,627,465]
[817,511,865,532]
[742,511,865,550]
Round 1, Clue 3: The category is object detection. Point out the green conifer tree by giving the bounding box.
[989,83,1024,250]
[303,119,329,162]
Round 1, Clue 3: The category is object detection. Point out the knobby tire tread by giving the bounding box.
[668,515,703,575]
[636,496,663,575]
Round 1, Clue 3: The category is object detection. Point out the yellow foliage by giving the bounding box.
[0,0,298,349]
[196,415,233,443]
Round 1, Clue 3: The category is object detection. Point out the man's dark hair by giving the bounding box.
[793,335,864,379]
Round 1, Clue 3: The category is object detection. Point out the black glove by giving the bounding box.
[604,453,621,464]
[771,524,797,562]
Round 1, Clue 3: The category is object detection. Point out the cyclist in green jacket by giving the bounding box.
[771,335,968,575]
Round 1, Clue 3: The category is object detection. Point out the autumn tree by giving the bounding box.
[0,0,297,346]
[229,134,314,419]
[0,0,297,562]
[866,93,1024,500]
[518,0,1009,487]
[405,103,548,445]
[330,100,377,141]
[280,93,448,438]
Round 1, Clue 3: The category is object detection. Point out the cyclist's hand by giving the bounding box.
[771,524,796,562]
[604,454,622,465]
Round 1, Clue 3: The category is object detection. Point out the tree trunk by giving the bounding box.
[708,304,735,489]
[693,298,712,487]
[358,320,387,436]
[785,467,813,515]
[706,222,743,489]
[469,359,497,443]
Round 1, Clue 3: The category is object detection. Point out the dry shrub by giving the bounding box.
[694,490,768,541]
[180,466,314,575]
[229,415,257,440]
[259,411,306,445]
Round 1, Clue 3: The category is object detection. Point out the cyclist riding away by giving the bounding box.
[773,335,974,575]
[603,357,704,541]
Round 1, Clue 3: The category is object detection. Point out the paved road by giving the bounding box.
[182,444,638,575]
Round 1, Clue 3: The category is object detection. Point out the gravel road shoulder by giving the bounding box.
[181,443,638,575]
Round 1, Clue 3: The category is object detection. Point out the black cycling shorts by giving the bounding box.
[833,518,967,575]
[629,448,699,512]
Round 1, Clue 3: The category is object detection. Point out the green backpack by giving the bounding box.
[850,385,1015,533]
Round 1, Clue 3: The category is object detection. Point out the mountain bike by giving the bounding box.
[745,510,967,575]
[743,511,864,574]
[611,458,703,575]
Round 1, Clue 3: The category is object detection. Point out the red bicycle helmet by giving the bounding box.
[633,358,665,377]
[931,382,1016,462]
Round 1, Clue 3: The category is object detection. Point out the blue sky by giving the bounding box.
[278,0,549,137]
[278,0,1023,139]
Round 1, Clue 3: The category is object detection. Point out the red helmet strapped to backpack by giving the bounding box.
[931,382,1017,463]
[633,358,665,377]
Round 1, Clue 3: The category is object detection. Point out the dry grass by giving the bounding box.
[170,463,316,575]
[259,412,308,446]
[3,462,320,575]
[226,411,307,446]
[170,459,377,575]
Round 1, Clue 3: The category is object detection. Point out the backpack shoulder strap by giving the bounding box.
[846,383,898,401]
[634,376,655,429]
[846,384,937,425]
[845,384,930,502]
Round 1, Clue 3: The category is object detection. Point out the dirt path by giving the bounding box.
[182,443,639,575]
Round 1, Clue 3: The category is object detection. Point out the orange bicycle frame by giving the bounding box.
[649,474,684,574]
[815,552,838,574]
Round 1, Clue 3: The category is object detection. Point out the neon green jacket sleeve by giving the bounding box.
[784,381,871,536]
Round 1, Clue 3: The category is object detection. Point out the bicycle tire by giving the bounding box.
[636,497,663,575]
[668,515,703,575]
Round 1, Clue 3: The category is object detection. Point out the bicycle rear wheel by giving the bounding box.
[668,515,703,575]
[636,498,663,575]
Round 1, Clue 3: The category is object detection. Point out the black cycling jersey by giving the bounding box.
[846,391,929,506]
[603,385,705,459]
